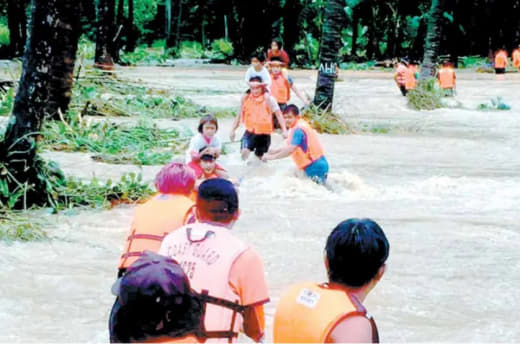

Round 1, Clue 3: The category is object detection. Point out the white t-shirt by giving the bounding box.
[185,133,222,163]
[244,66,272,89]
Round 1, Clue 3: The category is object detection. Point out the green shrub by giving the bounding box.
[209,39,234,59]
[0,23,9,46]
[179,41,203,59]
[459,56,489,69]
[77,36,96,60]
[0,87,15,116]
[302,105,351,134]
[407,78,445,110]
[0,211,48,242]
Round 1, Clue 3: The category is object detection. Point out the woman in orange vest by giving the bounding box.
[437,61,456,96]
[110,251,204,343]
[229,76,288,160]
[494,49,508,74]
[262,105,329,184]
[117,163,196,276]
[512,45,520,69]
[273,218,390,343]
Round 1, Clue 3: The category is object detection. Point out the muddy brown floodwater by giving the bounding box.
[1,64,519,342]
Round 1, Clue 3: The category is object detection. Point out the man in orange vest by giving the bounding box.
[262,105,329,184]
[230,76,288,161]
[160,179,269,343]
[437,61,456,96]
[117,162,196,277]
[494,49,508,74]
[273,218,390,343]
[393,59,408,96]
[109,252,204,343]
[512,45,520,69]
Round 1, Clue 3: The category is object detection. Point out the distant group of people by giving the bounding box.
[493,45,520,73]
[110,166,390,343]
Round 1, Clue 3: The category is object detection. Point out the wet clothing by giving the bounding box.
[240,93,279,135]
[405,65,418,90]
[186,133,222,164]
[270,74,293,104]
[494,50,508,69]
[241,131,271,157]
[267,49,290,66]
[437,67,456,90]
[513,49,520,68]
[273,282,379,343]
[159,222,269,343]
[290,120,328,184]
[118,194,195,271]
[244,66,271,89]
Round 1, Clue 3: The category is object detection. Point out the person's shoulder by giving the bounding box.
[326,314,375,343]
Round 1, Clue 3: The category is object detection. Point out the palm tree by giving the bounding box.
[0,0,80,208]
[95,0,116,69]
[313,0,348,110]
[419,0,447,79]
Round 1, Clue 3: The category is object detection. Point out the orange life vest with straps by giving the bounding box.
[495,50,508,68]
[405,65,417,90]
[241,93,273,135]
[118,194,195,270]
[160,223,250,343]
[289,119,325,170]
[270,74,291,104]
[512,49,520,68]
[438,67,456,89]
[273,282,379,343]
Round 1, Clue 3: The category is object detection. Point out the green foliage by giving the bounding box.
[208,39,234,59]
[134,0,158,37]
[407,78,445,110]
[302,105,351,135]
[477,97,511,111]
[179,41,204,59]
[41,116,186,166]
[339,61,376,70]
[77,35,96,60]
[0,87,14,116]
[294,33,320,67]
[0,211,48,242]
[119,45,170,65]
[459,56,489,69]
[0,23,8,46]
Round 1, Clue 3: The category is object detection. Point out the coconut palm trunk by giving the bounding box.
[419,0,447,79]
[313,0,347,110]
[0,0,80,208]
[6,0,28,57]
[95,0,116,69]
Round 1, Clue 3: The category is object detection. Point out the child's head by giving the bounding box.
[155,162,196,196]
[282,104,300,127]
[198,114,218,137]
[199,153,217,176]
[270,56,284,74]
[250,51,265,68]
[248,76,267,96]
[271,39,282,52]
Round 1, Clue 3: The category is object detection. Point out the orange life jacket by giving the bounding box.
[118,194,195,270]
[438,67,456,89]
[495,51,508,68]
[273,282,379,343]
[289,119,325,170]
[270,73,291,103]
[512,49,520,68]
[161,223,250,343]
[241,93,273,134]
[405,65,417,90]
[395,63,407,85]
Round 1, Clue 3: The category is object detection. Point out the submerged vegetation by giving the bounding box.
[302,105,351,135]
[477,97,511,111]
[407,78,445,110]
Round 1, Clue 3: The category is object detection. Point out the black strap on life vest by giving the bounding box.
[119,230,169,265]
[197,289,245,343]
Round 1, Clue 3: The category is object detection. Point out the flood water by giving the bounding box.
[1,65,519,342]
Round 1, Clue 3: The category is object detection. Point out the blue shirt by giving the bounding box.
[290,128,308,152]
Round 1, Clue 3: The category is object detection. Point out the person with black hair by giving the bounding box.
[267,39,290,66]
[269,56,310,114]
[109,251,204,343]
[244,51,271,89]
[230,76,288,161]
[262,104,329,184]
[273,218,389,343]
[159,179,269,343]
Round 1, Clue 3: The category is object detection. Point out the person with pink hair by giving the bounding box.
[116,162,197,277]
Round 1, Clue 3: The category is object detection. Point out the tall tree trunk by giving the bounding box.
[113,0,126,63]
[125,0,136,52]
[313,0,347,110]
[95,0,116,68]
[7,0,27,57]
[165,0,174,47]
[175,0,183,49]
[1,0,80,208]
[282,0,302,57]
[419,0,447,79]
[350,9,359,58]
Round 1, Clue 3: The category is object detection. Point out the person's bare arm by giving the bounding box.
[243,305,265,342]
[263,144,296,161]
[230,95,246,141]
[325,315,374,343]
[291,84,311,105]
[273,110,288,138]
